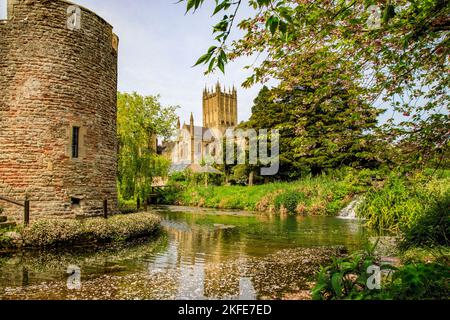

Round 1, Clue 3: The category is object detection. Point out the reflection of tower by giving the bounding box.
[148,241,179,273]
[203,81,237,132]
[203,229,242,299]
[176,264,205,300]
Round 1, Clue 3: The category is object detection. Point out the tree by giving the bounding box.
[245,51,383,177]
[181,0,449,167]
[117,92,178,201]
[245,86,299,180]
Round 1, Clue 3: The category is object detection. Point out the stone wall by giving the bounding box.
[202,82,237,131]
[0,0,119,220]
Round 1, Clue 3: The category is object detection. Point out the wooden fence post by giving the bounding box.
[103,199,108,219]
[24,198,30,226]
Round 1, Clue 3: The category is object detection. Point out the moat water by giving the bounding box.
[0,206,369,300]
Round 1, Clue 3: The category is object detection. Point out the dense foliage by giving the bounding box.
[244,81,383,178]
[162,169,372,215]
[117,92,178,201]
[312,245,450,300]
[358,170,450,232]
[182,0,449,167]
[401,190,450,249]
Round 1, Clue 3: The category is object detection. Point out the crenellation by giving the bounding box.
[201,82,237,131]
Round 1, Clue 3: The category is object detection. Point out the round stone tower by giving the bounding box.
[0,0,119,219]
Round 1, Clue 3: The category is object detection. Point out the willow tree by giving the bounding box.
[182,0,449,167]
[117,92,178,201]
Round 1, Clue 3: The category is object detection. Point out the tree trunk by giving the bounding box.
[249,171,254,186]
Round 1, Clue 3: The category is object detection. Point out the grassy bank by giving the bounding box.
[0,212,161,249]
[310,169,450,300]
[357,170,450,233]
[162,169,382,216]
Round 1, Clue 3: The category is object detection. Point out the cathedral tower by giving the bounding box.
[202,82,237,131]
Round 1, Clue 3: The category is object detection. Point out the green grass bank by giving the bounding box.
[162,169,383,216]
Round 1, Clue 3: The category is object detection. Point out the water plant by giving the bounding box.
[357,171,450,232]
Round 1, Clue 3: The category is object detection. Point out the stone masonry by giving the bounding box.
[0,0,119,220]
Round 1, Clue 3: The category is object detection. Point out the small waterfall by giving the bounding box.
[338,196,364,219]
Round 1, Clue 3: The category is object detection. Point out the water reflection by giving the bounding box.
[0,206,369,300]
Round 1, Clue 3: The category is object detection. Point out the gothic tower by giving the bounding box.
[202,81,237,131]
[190,112,195,164]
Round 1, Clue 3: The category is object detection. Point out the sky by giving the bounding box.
[0,0,6,20]
[73,0,265,126]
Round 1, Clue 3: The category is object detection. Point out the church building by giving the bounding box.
[169,82,238,171]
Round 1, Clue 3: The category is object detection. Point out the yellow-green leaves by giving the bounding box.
[184,0,205,14]
[117,92,178,200]
[192,46,227,74]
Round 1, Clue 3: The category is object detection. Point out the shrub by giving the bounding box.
[118,197,138,214]
[401,191,450,249]
[311,243,389,300]
[312,244,450,300]
[358,172,450,232]
[21,213,161,248]
[0,232,13,248]
[387,263,450,300]
[274,190,306,214]
[167,170,363,215]
[160,182,185,205]
[170,171,188,182]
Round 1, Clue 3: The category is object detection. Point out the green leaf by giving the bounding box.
[193,52,212,67]
[218,56,225,73]
[331,272,343,297]
[219,49,228,64]
[207,56,216,73]
[382,3,396,24]
[207,46,218,54]
[213,0,231,16]
[266,15,280,35]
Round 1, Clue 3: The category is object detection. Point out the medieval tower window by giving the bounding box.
[72,126,80,158]
[0,0,7,20]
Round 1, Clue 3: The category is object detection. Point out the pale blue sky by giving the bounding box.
[3,0,417,125]
[0,0,6,19]
[74,0,264,126]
